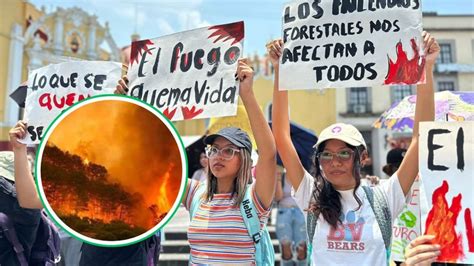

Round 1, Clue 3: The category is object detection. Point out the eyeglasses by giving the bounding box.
[205,146,240,160]
[317,150,354,163]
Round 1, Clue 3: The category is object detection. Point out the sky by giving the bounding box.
[30,0,474,56]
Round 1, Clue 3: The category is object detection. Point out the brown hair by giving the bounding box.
[203,148,253,206]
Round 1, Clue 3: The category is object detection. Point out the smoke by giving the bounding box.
[47,100,182,228]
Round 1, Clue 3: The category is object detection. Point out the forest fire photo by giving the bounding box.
[39,99,183,241]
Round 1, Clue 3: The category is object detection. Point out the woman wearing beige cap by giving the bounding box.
[267,31,439,265]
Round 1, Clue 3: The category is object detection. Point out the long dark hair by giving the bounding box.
[310,141,365,229]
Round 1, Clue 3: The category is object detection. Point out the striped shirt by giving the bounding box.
[185,179,270,265]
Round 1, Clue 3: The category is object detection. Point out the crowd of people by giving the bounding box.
[1,18,465,266]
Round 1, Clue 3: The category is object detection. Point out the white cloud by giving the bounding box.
[110,5,135,19]
[156,18,175,36]
[188,0,204,6]
[178,11,210,31]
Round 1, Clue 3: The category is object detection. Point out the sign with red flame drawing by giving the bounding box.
[279,0,424,90]
[127,21,244,121]
[390,176,422,261]
[23,61,122,144]
[420,122,474,264]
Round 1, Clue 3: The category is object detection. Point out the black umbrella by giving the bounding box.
[269,121,318,172]
[185,135,206,179]
[9,84,27,108]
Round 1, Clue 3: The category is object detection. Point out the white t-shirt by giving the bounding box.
[293,171,407,265]
[191,168,207,182]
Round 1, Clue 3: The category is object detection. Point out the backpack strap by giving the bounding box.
[187,182,208,264]
[30,210,62,265]
[43,210,61,264]
[306,208,320,247]
[306,206,320,265]
[0,212,29,266]
[145,231,161,266]
[189,182,206,220]
[240,186,265,265]
[362,185,392,260]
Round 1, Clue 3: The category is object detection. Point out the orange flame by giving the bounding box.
[44,182,136,226]
[425,180,465,262]
[43,100,182,236]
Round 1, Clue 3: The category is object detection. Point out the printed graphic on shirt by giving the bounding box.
[326,210,369,252]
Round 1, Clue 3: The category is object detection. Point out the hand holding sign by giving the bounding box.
[236,59,254,97]
[115,76,129,95]
[266,39,283,68]
[422,31,440,68]
[9,121,28,151]
[404,235,441,266]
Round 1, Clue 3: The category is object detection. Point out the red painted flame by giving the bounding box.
[208,21,244,45]
[425,180,465,262]
[384,38,426,85]
[181,106,204,120]
[163,107,177,120]
[465,208,474,252]
[130,39,154,66]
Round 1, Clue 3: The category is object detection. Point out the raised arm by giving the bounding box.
[267,40,306,191]
[397,32,439,195]
[9,121,43,209]
[237,58,277,209]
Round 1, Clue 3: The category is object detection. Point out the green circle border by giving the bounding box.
[34,94,189,247]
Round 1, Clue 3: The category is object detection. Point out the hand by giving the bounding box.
[405,235,440,266]
[114,75,129,95]
[422,31,440,68]
[9,121,27,151]
[266,39,283,67]
[236,58,254,97]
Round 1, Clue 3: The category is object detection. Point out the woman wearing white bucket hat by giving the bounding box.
[268,31,439,265]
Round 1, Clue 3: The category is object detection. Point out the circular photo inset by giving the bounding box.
[35,95,187,247]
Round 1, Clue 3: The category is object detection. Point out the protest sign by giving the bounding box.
[128,21,244,121]
[23,61,121,144]
[420,122,474,264]
[280,0,424,90]
[391,176,422,262]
